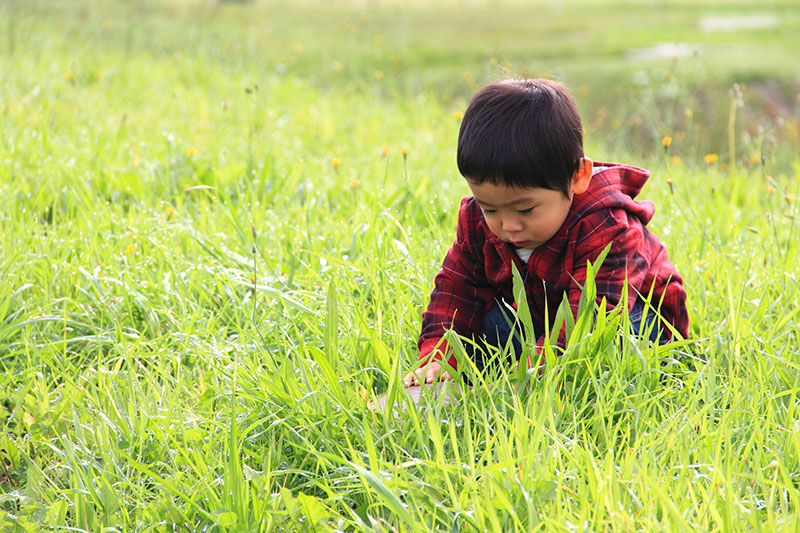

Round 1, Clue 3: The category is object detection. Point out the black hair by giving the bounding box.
[456,78,584,194]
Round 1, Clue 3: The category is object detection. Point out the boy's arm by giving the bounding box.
[538,215,650,350]
[418,198,497,370]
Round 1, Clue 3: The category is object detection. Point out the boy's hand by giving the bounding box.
[403,361,453,388]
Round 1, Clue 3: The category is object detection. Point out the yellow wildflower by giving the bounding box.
[662,136,672,150]
[331,157,342,167]
[684,108,693,119]
[402,146,409,155]
[671,156,682,166]
[767,185,776,195]
[124,243,136,255]
[350,179,360,189]
[453,111,464,120]
[64,70,74,83]
[381,146,390,156]
[704,153,719,164]
[187,147,197,157]
[787,193,795,205]
[374,70,384,80]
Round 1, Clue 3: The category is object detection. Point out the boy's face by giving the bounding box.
[467,180,575,249]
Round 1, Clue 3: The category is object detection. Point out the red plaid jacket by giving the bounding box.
[419,163,689,368]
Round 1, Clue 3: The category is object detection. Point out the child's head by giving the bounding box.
[457,78,584,195]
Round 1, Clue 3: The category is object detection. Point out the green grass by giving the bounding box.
[1,0,799,530]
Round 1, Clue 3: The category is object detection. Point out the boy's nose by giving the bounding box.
[502,217,523,232]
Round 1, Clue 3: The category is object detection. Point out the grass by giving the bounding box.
[1,0,799,530]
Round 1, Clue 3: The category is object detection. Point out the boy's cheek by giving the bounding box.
[485,221,503,238]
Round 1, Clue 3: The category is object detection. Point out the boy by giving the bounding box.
[405,78,689,387]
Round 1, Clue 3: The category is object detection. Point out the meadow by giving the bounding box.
[1,0,799,530]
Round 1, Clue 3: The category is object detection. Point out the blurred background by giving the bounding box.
[3,0,799,172]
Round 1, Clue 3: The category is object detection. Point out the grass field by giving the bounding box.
[1,0,800,530]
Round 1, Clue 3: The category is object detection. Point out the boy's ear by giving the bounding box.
[570,157,593,195]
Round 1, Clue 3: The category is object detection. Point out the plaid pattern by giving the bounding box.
[419,163,689,368]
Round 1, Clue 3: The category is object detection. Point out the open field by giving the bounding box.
[1,0,799,530]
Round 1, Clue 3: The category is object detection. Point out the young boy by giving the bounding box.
[405,78,689,387]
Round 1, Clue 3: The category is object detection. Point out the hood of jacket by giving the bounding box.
[564,162,655,231]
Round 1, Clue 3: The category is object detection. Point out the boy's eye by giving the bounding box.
[517,208,534,215]
[481,208,496,215]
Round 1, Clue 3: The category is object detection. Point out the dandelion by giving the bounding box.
[787,193,795,205]
[453,111,464,120]
[187,147,198,157]
[350,179,360,189]
[751,155,760,165]
[402,146,409,155]
[166,206,176,219]
[124,243,136,255]
[662,136,672,151]
[767,185,776,195]
[704,153,719,164]
[64,70,74,83]
[671,156,682,166]
[331,157,342,167]
[381,146,390,156]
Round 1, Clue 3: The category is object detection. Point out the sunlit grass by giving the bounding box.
[1,0,799,530]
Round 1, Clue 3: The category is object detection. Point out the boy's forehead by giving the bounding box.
[467,180,558,206]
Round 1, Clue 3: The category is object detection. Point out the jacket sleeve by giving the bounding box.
[418,200,497,369]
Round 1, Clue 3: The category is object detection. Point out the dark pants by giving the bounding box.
[471,298,666,372]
